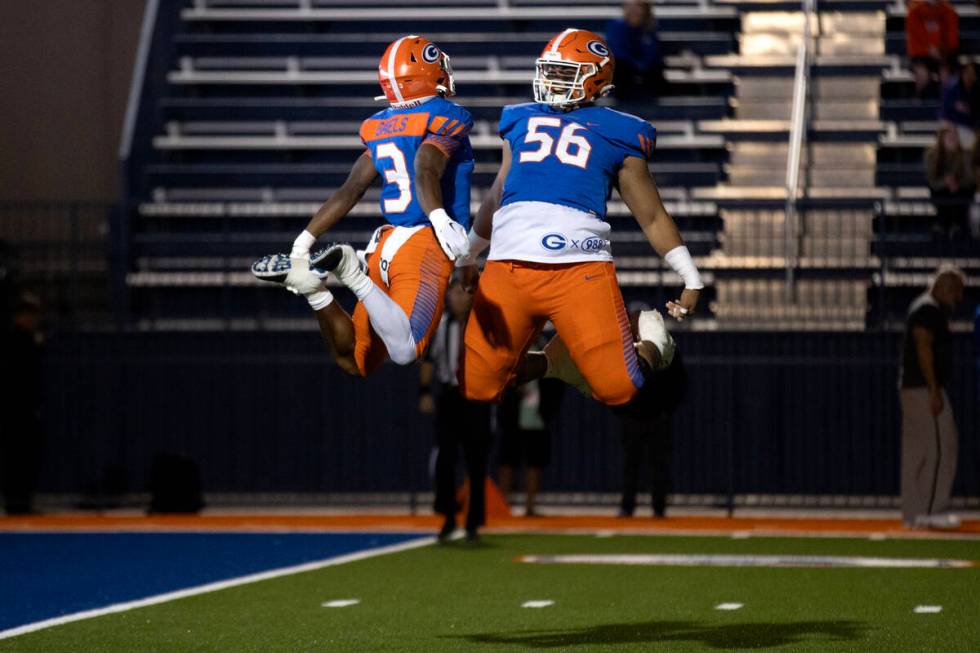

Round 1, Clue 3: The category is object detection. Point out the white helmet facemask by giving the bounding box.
[533,57,597,107]
[436,51,456,97]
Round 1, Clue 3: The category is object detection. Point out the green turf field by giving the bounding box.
[5,533,980,652]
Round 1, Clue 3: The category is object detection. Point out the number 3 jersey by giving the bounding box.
[490,102,657,264]
[359,96,475,229]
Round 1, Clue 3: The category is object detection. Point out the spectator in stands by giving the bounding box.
[925,124,975,238]
[899,266,965,529]
[497,346,564,517]
[906,0,959,98]
[939,62,980,148]
[1,292,44,515]
[420,278,491,542]
[606,0,666,102]
[618,310,687,519]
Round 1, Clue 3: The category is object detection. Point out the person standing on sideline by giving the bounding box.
[899,266,966,529]
[1,292,45,515]
[419,279,491,541]
[497,352,564,517]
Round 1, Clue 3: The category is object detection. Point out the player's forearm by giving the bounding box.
[640,210,684,258]
[305,189,363,237]
[415,144,449,216]
[294,153,376,256]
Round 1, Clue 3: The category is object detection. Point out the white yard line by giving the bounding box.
[715,603,744,611]
[0,536,434,641]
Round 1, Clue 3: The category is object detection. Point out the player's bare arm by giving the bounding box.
[304,151,379,239]
[457,142,511,291]
[414,142,469,261]
[414,142,450,215]
[473,141,512,240]
[617,156,703,321]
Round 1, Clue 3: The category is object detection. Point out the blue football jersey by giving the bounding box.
[359,97,474,229]
[498,103,656,218]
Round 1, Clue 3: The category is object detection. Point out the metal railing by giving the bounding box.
[783,0,815,301]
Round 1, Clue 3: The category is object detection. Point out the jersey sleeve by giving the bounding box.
[622,120,657,161]
[497,104,524,143]
[423,104,474,157]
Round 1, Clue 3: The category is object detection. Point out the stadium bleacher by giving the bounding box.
[121,0,978,330]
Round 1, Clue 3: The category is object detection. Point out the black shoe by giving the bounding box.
[464,527,480,542]
[438,516,456,542]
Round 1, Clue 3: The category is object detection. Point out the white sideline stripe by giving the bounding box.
[0,536,434,641]
[913,605,943,614]
[322,599,360,608]
[519,554,978,569]
[715,603,744,611]
[522,600,555,609]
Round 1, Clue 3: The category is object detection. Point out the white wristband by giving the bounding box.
[291,230,316,258]
[428,208,452,230]
[456,229,491,267]
[664,245,704,290]
[307,289,334,311]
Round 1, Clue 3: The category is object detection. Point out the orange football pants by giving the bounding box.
[461,260,644,405]
[353,226,452,376]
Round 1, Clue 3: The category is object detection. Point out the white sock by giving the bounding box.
[360,285,417,365]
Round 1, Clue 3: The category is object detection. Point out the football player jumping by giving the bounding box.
[458,29,702,412]
[252,36,474,376]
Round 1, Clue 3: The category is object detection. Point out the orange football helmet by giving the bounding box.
[377,35,455,107]
[533,28,615,107]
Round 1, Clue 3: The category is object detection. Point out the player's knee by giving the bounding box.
[387,337,418,365]
[594,381,640,407]
[460,375,504,403]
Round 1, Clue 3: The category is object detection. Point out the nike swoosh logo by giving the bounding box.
[584,274,600,280]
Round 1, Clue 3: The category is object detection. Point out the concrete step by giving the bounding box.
[713,278,868,307]
[740,33,884,57]
[717,209,873,255]
[735,76,880,100]
[741,11,883,36]
[727,142,876,167]
[726,167,875,187]
[734,99,877,121]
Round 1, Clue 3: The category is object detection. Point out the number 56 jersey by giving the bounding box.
[491,102,657,264]
[359,96,475,229]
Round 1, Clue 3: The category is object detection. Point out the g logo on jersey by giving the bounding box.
[541,233,567,251]
[422,44,441,64]
[587,41,610,57]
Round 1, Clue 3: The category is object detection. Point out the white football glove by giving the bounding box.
[428,208,469,261]
[285,256,325,296]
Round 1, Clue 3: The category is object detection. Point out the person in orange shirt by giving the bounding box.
[906,0,959,97]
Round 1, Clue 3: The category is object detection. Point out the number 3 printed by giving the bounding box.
[519,116,591,168]
[376,142,412,213]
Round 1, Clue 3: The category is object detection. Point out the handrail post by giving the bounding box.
[784,0,814,302]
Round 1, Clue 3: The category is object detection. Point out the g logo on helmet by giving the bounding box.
[422,44,441,64]
[586,41,610,57]
[541,233,567,251]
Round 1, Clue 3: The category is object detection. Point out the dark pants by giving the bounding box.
[1,416,43,514]
[620,412,673,517]
[433,385,491,531]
